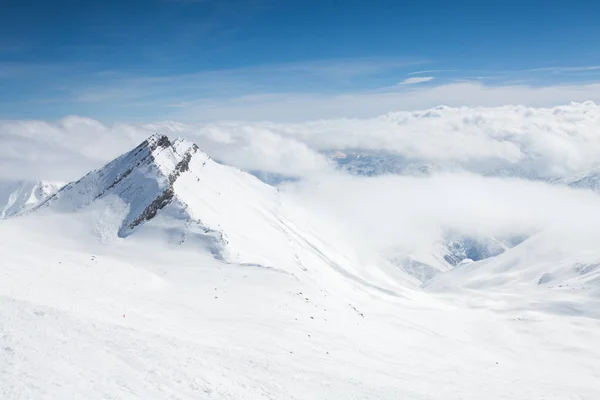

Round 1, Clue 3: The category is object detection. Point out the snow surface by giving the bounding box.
[3,214,600,399]
[2,134,600,399]
[0,180,62,219]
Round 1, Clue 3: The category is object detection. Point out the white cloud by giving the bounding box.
[4,103,600,266]
[0,116,149,181]
[399,76,435,85]
[146,121,333,179]
[197,101,600,179]
[2,101,600,183]
[66,57,427,106]
[161,81,600,122]
[525,65,600,73]
[282,172,600,260]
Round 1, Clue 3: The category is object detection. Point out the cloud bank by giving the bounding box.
[282,173,600,258]
[2,102,600,182]
[2,102,600,268]
[171,82,600,122]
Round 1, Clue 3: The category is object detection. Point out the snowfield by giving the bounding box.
[3,219,600,399]
[1,133,600,399]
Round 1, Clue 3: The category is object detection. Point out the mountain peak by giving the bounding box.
[19,134,396,288]
[35,134,211,237]
[29,134,300,272]
[145,133,171,150]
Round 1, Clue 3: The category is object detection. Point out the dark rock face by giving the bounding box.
[129,188,175,229]
[128,136,200,230]
[168,151,194,185]
[130,133,171,155]
[154,134,171,150]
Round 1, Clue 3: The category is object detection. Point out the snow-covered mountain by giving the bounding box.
[36,133,210,238]
[0,179,63,219]
[387,232,525,283]
[554,165,600,192]
[326,150,435,177]
[29,133,412,293]
[425,232,600,318]
[326,149,547,180]
[3,133,600,399]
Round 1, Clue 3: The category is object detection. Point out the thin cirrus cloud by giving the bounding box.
[66,58,429,101]
[159,80,600,122]
[7,58,600,122]
[399,76,435,85]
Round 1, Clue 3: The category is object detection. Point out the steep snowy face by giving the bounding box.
[0,180,63,219]
[37,133,207,237]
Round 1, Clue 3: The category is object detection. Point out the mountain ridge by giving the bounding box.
[33,133,208,237]
[0,179,63,219]
[18,133,414,294]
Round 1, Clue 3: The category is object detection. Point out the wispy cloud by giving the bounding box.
[63,57,428,105]
[408,64,600,80]
[523,65,600,73]
[7,57,600,122]
[399,76,435,85]
[408,69,458,76]
[161,81,600,122]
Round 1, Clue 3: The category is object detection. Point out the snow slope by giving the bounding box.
[425,231,600,320]
[2,134,600,399]
[0,180,62,219]
[2,216,600,399]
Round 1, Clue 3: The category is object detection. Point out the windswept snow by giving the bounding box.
[2,216,600,399]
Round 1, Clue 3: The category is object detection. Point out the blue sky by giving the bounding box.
[2,0,600,121]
